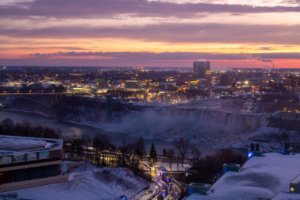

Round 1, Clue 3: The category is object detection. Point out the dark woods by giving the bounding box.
[0,118,60,138]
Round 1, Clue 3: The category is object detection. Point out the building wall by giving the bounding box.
[0,164,60,185]
[193,61,210,78]
[0,174,68,192]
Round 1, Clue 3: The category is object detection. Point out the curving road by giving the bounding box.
[136,171,184,200]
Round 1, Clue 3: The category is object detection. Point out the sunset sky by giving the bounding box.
[1,0,300,69]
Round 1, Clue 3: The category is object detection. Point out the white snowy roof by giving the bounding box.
[0,135,63,156]
[187,153,300,200]
[272,192,300,200]
[291,175,300,184]
[11,165,148,200]
[186,194,210,200]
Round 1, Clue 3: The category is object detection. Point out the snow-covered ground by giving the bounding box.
[5,164,149,200]
[187,153,300,200]
[272,192,300,200]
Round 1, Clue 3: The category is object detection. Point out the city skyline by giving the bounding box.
[1,0,300,69]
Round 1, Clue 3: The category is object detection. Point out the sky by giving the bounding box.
[0,0,300,69]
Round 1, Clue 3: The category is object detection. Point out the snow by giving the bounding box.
[0,135,62,156]
[185,194,210,200]
[272,192,300,200]
[8,165,149,200]
[187,153,300,200]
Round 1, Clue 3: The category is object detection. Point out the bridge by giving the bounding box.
[0,92,69,96]
[0,92,71,115]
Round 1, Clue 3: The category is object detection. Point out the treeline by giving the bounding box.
[64,135,146,161]
[187,149,246,184]
[63,134,150,180]
[0,118,60,139]
[268,115,300,131]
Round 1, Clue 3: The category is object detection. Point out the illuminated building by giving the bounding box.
[72,86,91,94]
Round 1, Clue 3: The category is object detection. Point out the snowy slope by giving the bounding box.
[187,153,300,200]
[8,165,148,200]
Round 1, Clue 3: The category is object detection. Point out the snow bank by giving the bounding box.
[188,153,300,200]
[10,166,148,200]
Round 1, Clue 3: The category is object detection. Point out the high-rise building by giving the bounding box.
[193,61,210,78]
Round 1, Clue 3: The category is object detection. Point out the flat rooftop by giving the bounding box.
[272,192,300,200]
[186,153,300,200]
[0,135,63,156]
[291,175,300,184]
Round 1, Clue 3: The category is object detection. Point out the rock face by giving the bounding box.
[106,107,265,145]
[268,112,300,131]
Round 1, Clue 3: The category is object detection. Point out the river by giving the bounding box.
[0,110,215,155]
[0,111,188,150]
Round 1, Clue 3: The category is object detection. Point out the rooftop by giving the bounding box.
[291,175,300,184]
[0,135,63,156]
[187,153,300,200]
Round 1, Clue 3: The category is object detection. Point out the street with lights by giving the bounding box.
[136,168,185,200]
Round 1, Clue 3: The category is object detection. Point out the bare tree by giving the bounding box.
[173,137,190,167]
[93,134,112,165]
[70,136,86,160]
[149,143,157,167]
[166,148,175,170]
[134,137,146,159]
[190,145,201,165]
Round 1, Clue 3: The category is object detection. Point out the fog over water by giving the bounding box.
[0,104,263,155]
[0,110,216,154]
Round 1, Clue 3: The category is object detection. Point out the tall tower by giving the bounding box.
[193,60,210,79]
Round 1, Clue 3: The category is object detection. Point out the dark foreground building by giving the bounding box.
[0,135,67,192]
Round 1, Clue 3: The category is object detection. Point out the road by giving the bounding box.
[136,171,184,200]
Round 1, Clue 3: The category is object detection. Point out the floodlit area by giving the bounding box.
[187,153,300,200]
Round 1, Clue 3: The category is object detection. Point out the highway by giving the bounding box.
[136,170,184,200]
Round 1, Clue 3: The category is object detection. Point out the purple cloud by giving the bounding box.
[2,23,300,45]
[26,51,300,60]
[1,0,300,19]
[1,51,300,68]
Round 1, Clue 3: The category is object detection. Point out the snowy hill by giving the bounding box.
[4,165,148,200]
[187,153,300,200]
